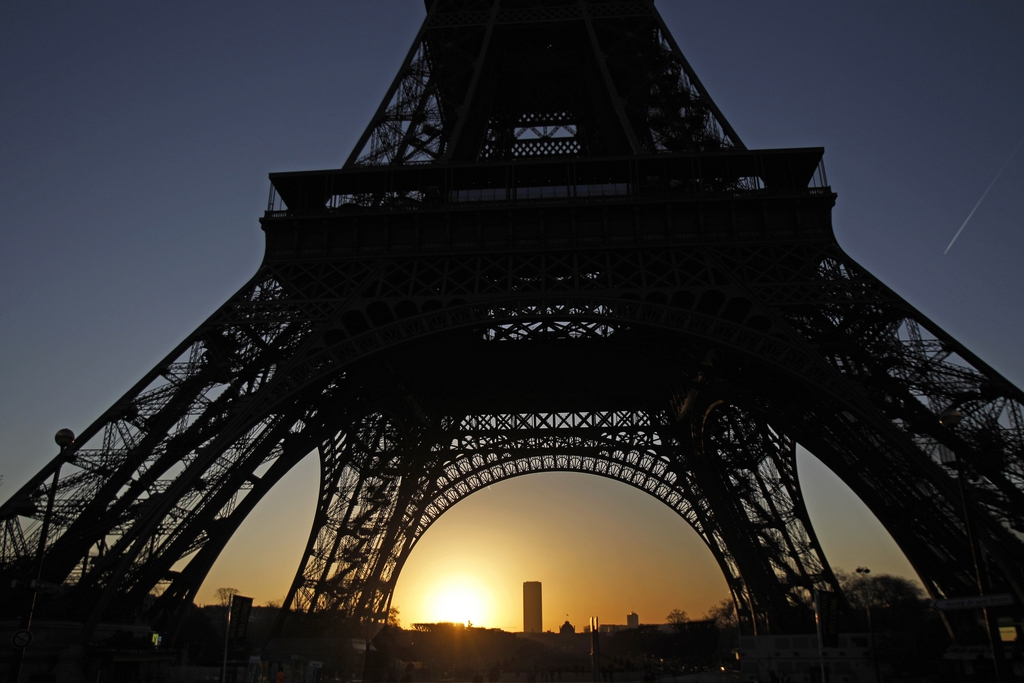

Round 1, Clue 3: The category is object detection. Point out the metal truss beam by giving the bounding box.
[346,0,740,167]
[3,216,1022,642]
[274,404,838,639]
[2,1,1022,654]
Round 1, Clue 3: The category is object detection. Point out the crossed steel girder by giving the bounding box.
[275,404,839,639]
[2,205,1023,641]
[2,0,1023,647]
[346,0,740,168]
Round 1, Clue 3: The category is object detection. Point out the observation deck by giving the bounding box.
[261,148,834,260]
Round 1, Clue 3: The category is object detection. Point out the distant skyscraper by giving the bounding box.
[627,612,639,629]
[523,581,542,633]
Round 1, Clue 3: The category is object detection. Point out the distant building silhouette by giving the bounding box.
[559,620,575,635]
[627,612,639,629]
[523,582,542,633]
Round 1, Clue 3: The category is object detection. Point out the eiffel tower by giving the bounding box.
[3,0,1023,652]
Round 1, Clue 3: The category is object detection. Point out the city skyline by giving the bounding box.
[1,2,1022,633]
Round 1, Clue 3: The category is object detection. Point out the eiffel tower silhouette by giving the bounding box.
[2,0,1023,654]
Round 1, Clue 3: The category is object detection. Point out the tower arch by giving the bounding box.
[2,0,1023,655]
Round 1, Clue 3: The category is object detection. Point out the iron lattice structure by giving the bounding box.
[3,0,1024,644]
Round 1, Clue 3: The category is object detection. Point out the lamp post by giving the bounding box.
[854,567,882,683]
[938,408,1007,681]
[8,429,75,683]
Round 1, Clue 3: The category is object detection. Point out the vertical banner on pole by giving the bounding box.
[228,596,254,641]
[223,595,254,683]
[814,590,840,682]
[816,591,840,648]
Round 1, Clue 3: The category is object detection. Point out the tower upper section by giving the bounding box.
[266,1,827,220]
[346,0,743,168]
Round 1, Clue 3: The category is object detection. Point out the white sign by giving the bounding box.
[934,594,1014,611]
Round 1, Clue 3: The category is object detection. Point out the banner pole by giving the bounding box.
[814,591,826,683]
[222,595,233,683]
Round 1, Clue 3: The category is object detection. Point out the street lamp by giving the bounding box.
[938,408,1008,681]
[9,429,75,683]
[854,567,882,683]
[33,429,75,581]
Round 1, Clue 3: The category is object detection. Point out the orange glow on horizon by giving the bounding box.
[428,577,492,626]
[201,467,923,631]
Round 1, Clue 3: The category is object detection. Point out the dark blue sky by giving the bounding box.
[2,2,1023,606]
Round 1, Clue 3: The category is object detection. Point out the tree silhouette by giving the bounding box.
[666,609,688,632]
[215,586,239,607]
[834,569,924,611]
[703,599,738,630]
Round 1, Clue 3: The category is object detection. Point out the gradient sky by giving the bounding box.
[1,2,1023,632]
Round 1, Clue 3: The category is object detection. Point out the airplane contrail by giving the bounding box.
[945,136,1024,254]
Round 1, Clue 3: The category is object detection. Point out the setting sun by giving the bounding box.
[429,579,490,626]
